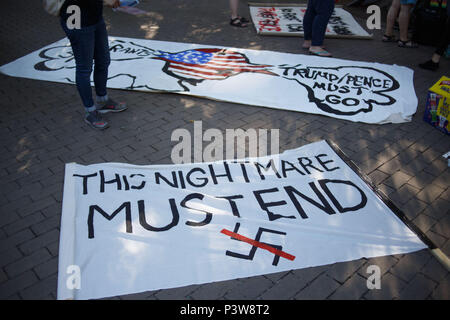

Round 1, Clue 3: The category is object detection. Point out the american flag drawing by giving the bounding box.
[152,48,278,90]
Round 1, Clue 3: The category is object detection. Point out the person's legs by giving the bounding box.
[385,0,401,37]
[93,19,127,114]
[303,0,315,44]
[307,0,333,56]
[61,20,96,111]
[419,17,450,70]
[61,20,109,129]
[398,3,413,42]
[310,0,334,47]
[93,19,110,100]
[229,0,247,26]
[230,0,239,20]
[435,17,450,57]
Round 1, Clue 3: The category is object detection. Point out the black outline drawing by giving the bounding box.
[279,64,400,116]
[32,40,402,117]
[33,40,278,93]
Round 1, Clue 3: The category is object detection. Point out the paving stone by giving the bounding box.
[358,256,398,278]
[377,183,396,197]
[190,280,240,300]
[263,270,289,283]
[368,170,389,186]
[389,250,432,283]
[415,185,445,204]
[46,241,60,257]
[430,214,450,239]
[224,276,273,300]
[30,216,60,236]
[399,198,428,221]
[382,171,412,189]
[19,274,57,300]
[329,273,368,300]
[3,212,45,236]
[412,213,437,234]
[378,158,403,175]
[388,183,421,205]
[293,274,340,300]
[421,197,450,221]
[291,264,331,284]
[420,256,449,283]
[425,231,448,249]
[423,160,448,177]
[19,229,59,255]
[4,248,52,278]
[33,256,58,280]
[153,284,199,300]
[0,247,23,268]
[17,196,56,218]
[258,272,307,300]
[0,210,19,229]
[442,239,450,256]
[0,269,7,284]
[440,189,450,202]
[363,273,407,300]
[431,274,450,300]
[326,260,366,284]
[0,229,35,254]
[397,274,437,300]
[401,170,436,190]
[0,271,39,299]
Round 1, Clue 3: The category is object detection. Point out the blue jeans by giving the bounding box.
[303,0,335,46]
[61,19,110,111]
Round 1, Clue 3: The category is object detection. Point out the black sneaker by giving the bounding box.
[96,98,127,114]
[419,60,439,71]
[84,111,109,130]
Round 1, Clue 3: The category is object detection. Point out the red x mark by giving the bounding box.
[221,228,296,261]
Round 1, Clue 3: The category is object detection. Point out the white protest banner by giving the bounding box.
[0,37,416,124]
[249,3,372,38]
[57,140,427,300]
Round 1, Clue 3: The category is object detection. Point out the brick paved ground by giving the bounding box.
[0,0,449,300]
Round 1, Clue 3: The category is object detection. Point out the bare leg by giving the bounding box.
[230,0,239,20]
[398,4,413,42]
[385,0,400,37]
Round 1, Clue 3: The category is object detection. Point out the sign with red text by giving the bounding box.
[249,4,372,38]
[57,140,426,300]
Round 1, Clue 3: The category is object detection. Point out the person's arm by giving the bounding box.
[104,0,120,8]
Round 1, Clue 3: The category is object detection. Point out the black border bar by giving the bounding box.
[325,139,437,250]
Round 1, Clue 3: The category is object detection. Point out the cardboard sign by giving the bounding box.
[423,76,450,135]
[249,4,372,39]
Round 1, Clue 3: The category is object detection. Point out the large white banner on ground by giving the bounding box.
[0,37,417,124]
[249,4,372,38]
[57,140,426,300]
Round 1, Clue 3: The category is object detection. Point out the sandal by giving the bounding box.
[309,49,332,57]
[230,17,247,28]
[382,34,396,42]
[238,16,250,23]
[303,44,326,50]
[398,40,418,48]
